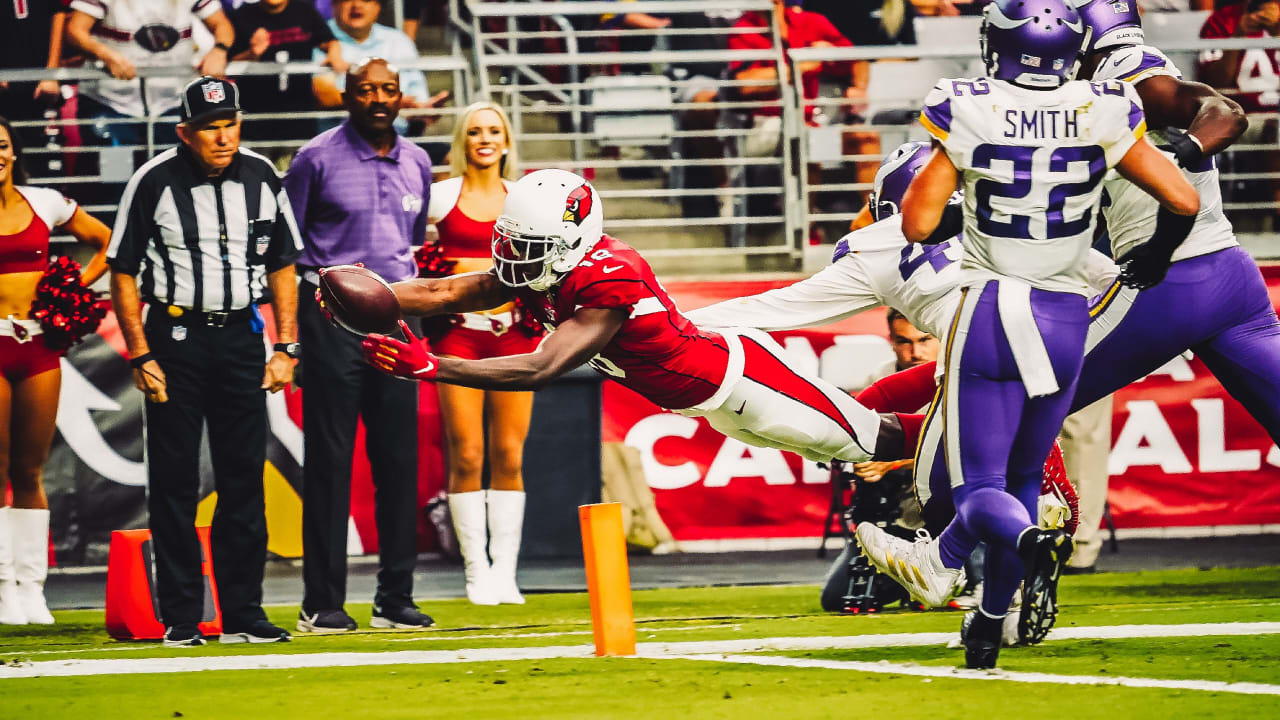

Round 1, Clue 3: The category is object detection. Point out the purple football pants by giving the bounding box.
[918,246,1280,615]
[929,281,1089,618]
[1076,246,1280,436]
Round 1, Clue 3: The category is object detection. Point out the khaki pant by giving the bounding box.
[1059,396,1113,568]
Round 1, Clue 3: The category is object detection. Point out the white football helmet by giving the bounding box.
[492,169,604,291]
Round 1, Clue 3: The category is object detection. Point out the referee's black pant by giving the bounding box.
[144,311,269,629]
[298,282,419,613]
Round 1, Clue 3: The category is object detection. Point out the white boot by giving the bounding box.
[12,508,54,624]
[448,491,498,606]
[0,508,27,625]
[487,490,526,605]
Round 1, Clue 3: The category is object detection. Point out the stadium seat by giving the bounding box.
[584,74,676,146]
[1143,11,1211,77]
[912,16,984,53]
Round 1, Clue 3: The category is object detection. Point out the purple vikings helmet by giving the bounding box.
[870,141,931,221]
[981,0,1086,88]
[1074,0,1144,54]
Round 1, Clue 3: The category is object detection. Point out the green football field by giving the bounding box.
[2,566,1279,719]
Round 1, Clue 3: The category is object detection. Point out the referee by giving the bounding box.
[107,76,302,648]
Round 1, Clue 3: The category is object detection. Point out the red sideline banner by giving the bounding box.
[603,270,1280,541]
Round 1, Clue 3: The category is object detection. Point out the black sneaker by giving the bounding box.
[960,610,1003,669]
[221,619,292,644]
[296,608,358,634]
[162,624,206,648]
[371,603,435,629]
[1017,528,1074,645]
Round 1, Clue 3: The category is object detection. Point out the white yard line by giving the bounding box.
[669,653,1280,696]
[2,621,1278,681]
[386,622,742,643]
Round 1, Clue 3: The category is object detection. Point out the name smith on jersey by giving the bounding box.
[1002,108,1081,140]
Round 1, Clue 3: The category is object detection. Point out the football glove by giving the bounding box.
[1164,127,1205,170]
[1116,243,1175,291]
[362,320,439,381]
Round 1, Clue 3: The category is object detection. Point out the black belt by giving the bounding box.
[158,305,253,328]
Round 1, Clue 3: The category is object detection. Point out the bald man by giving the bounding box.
[283,57,437,633]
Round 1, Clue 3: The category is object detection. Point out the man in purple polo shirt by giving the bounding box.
[283,57,435,633]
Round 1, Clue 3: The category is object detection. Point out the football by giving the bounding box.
[317,265,402,336]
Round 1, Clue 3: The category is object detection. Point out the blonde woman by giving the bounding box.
[427,102,542,605]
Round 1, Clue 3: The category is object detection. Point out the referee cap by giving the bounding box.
[180,76,241,126]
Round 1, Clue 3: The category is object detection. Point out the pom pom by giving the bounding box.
[31,256,107,354]
[414,241,458,280]
[512,295,546,339]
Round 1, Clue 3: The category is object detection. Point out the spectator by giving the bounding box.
[0,116,111,626]
[1199,0,1280,228]
[0,1,70,155]
[107,76,300,647]
[66,0,235,147]
[728,0,879,240]
[312,0,446,138]
[402,0,432,43]
[806,0,916,47]
[284,58,436,633]
[228,0,348,167]
[429,101,541,606]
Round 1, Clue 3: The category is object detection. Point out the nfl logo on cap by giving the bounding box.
[202,81,225,104]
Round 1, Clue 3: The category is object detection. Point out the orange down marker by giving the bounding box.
[579,502,637,656]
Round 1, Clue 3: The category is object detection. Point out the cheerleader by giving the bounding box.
[0,117,110,624]
[428,102,542,605]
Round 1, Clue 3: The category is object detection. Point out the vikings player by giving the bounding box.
[862,0,1197,669]
[859,0,1268,654]
[353,169,917,470]
[686,141,1120,361]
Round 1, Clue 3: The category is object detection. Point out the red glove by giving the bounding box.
[362,320,439,381]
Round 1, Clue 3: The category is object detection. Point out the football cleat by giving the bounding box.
[1017,528,1074,645]
[855,524,965,608]
[960,610,1005,669]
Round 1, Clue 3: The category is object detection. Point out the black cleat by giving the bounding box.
[220,619,292,644]
[371,604,435,630]
[1017,528,1074,645]
[960,610,1004,669]
[296,608,358,634]
[162,623,206,648]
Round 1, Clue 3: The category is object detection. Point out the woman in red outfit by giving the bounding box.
[429,102,540,606]
[0,117,109,625]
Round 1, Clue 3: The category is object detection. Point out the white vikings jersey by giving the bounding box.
[685,216,962,339]
[1092,45,1238,263]
[685,214,1119,340]
[921,77,1146,294]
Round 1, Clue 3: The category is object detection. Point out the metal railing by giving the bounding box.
[5,10,1280,270]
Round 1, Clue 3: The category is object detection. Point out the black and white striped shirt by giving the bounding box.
[106,146,303,312]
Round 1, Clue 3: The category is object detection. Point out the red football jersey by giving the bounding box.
[1199,4,1280,112]
[519,235,729,409]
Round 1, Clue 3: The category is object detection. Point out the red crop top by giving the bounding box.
[435,205,497,259]
[0,212,50,274]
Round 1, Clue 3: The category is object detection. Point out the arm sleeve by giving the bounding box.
[105,172,154,275]
[1102,82,1147,167]
[68,0,107,20]
[919,82,954,143]
[854,361,940,414]
[266,171,304,272]
[684,256,881,331]
[192,0,221,21]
